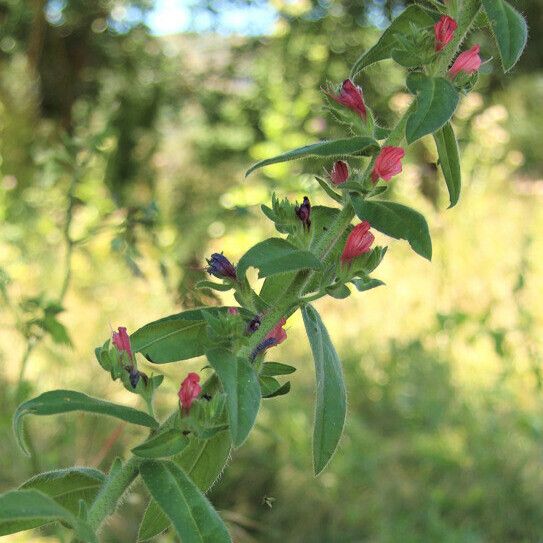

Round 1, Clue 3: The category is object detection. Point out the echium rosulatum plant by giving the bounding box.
[0,1,528,541]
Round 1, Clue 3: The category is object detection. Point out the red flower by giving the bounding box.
[371,146,405,183]
[449,45,482,77]
[112,327,133,359]
[434,15,458,52]
[266,317,287,346]
[178,372,201,415]
[341,222,375,264]
[330,160,349,185]
[325,79,367,119]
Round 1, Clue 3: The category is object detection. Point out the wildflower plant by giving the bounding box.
[0,1,528,541]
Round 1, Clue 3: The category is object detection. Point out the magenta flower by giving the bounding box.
[449,45,482,78]
[265,317,287,346]
[178,372,202,415]
[434,15,458,52]
[325,79,367,119]
[371,146,405,183]
[295,196,311,230]
[112,327,133,359]
[341,222,375,264]
[330,160,349,185]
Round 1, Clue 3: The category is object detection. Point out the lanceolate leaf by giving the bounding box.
[433,122,461,208]
[20,467,105,516]
[302,304,347,476]
[131,307,245,364]
[132,430,189,459]
[14,390,158,456]
[139,431,231,542]
[140,461,232,543]
[0,490,97,542]
[261,362,296,377]
[482,0,528,72]
[351,196,432,261]
[406,73,459,144]
[237,238,322,279]
[245,137,378,177]
[259,377,291,399]
[206,349,261,447]
[350,5,439,77]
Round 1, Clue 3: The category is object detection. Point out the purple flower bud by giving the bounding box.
[295,196,311,230]
[206,253,237,280]
[129,367,140,389]
[246,314,261,334]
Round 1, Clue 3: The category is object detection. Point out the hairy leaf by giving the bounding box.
[245,137,378,176]
[14,390,158,456]
[132,430,189,459]
[406,73,459,144]
[351,196,432,261]
[482,0,528,72]
[433,122,461,208]
[206,349,261,447]
[302,304,347,475]
[140,461,232,543]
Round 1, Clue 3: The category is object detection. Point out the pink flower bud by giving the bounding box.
[341,222,375,264]
[371,146,405,183]
[112,327,133,359]
[178,372,201,415]
[330,160,349,185]
[434,15,458,52]
[449,45,482,78]
[325,79,367,120]
[228,307,239,315]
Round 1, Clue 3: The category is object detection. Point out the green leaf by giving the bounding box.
[351,196,432,261]
[245,137,379,177]
[0,490,97,541]
[237,238,322,279]
[139,431,231,541]
[131,307,235,364]
[14,390,158,456]
[302,305,347,475]
[433,122,461,208]
[133,430,189,459]
[206,349,261,447]
[261,362,296,377]
[481,0,528,72]
[314,176,343,203]
[351,277,385,292]
[350,5,438,76]
[406,73,459,144]
[259,376,291,399]
[20,467,105,516]
[140,461,232,543]
[195,280,233,292]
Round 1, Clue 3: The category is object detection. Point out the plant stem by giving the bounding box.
[86,456,141,532]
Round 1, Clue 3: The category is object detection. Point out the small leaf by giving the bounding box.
[133,430,190,459]
[351,195,432,260]
[206,349,261,447]
[245,137,379,177]
[237,238,322,279]
[139,431,231,542]
[406,73,459,144]
[259,376,291,399]
[195,281,232,292]
[481,0,528,72]
[0,490,97,542]
[301,304,347,475]
[351,277,385,292]
[140,461,232,543]
[261,362,296,377]
[433,122,461,208]
[350,5,438,76]
[14,390,158,456]
[314,176,343,203]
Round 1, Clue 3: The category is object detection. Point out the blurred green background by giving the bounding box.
[1,0,543,541]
